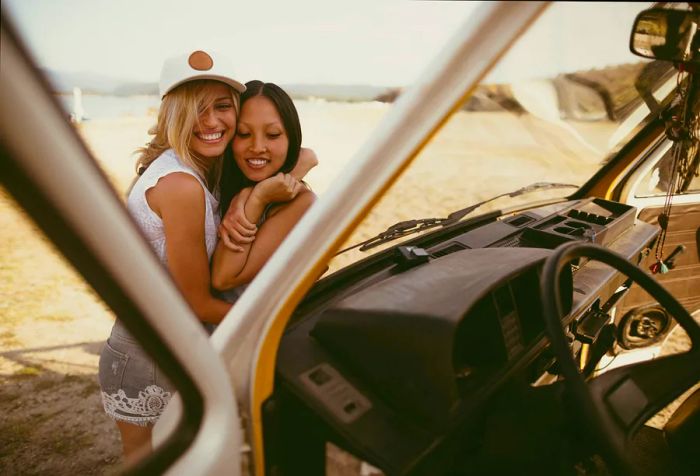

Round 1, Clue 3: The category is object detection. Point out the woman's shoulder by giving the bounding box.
[143,171,206,219]
[294,188,317,206]
[281,188,317,209]
[139,150,203,185]
[266,189,316,221]
[129,150,202,198]
[154,171,203,193]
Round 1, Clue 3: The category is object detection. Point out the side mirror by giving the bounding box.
[630,8,699,64]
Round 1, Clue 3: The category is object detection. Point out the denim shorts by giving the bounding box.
[98,320,174,427]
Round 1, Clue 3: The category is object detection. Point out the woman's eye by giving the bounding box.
[216,103,233,110]
[267,133,281,139]
[236,131,250,138]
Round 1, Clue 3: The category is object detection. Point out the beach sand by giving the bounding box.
[0,105,689,474]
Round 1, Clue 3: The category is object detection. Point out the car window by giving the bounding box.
[636,144,700,197]
[330,2,678,272]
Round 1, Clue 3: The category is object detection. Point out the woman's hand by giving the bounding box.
[218,188,257,252]
[290,147,318,180]
[251,172,303,205]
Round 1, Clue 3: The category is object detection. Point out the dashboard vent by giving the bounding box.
[504,214,535,227]
[431,242,467,258]
[497,236,522,247]
[495,233,545,249]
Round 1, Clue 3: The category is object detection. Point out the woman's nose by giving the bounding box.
[250,136,266,152]
[200,108,217,127]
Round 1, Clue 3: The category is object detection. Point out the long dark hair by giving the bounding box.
[220,80,302,217]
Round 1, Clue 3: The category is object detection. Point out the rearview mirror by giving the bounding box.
[630,8,699,64]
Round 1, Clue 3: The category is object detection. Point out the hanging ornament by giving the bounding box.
[649,261,661,274]
[650,146,679,274]
[664,104,687,142]
[650,65,696,274]
[648,54,698,275]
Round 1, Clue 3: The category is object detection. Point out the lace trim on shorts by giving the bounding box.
[101,385,172,426]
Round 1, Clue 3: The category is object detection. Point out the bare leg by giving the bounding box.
[116,420,153,466]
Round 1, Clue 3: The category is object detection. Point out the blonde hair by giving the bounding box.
[135,80,240,191]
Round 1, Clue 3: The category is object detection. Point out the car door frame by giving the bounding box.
[0,14,242,475]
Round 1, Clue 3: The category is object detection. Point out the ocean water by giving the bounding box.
[56,94,161,120]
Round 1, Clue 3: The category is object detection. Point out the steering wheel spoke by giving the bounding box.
[540,242,700,475]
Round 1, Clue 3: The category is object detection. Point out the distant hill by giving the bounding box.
[375,61,673,121]
[283,83,390,102]
[42,69,391,102]
[42,69,158,96]
[375,84,525,114]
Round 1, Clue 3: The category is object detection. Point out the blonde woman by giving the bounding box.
[97,51,315,463]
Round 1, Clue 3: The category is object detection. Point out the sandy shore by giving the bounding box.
[0,105,688,474]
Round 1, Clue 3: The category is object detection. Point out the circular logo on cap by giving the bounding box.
[188,51,213,71]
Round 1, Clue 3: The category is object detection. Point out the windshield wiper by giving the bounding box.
[336,182,578,254]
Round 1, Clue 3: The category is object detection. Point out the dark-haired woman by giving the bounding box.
[211,80,316,291]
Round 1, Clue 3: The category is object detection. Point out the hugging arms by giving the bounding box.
[212,152,316,289]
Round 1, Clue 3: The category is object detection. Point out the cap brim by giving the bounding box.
[162,75,246,98]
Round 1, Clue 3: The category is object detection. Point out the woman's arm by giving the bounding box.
[218,150,316,252]
[147,172,232,324]
[211,188,316,290]
[218,187,257,253]
[290,147,318,180]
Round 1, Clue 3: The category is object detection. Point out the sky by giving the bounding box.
[4,1,651,88]
[3,0,477,87]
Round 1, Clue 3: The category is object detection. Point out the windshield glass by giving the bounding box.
[330,2,678,271]
[0,1,690,471]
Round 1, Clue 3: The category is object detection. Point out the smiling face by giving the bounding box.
[232,95,290,182]
[190,82,237,159]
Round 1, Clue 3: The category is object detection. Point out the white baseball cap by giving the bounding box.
[159,50,246,98]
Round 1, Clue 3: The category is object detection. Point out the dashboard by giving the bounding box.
[273,198,659,474]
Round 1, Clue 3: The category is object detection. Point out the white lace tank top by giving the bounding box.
[127,149,220,264]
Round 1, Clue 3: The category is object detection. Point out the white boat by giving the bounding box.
[69,86,87,123]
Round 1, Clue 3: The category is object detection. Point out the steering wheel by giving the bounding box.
[540,242,700,475]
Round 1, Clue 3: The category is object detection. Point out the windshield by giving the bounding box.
[0,1,689,471]
[330,2,677,272]
[3,1,677,275]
